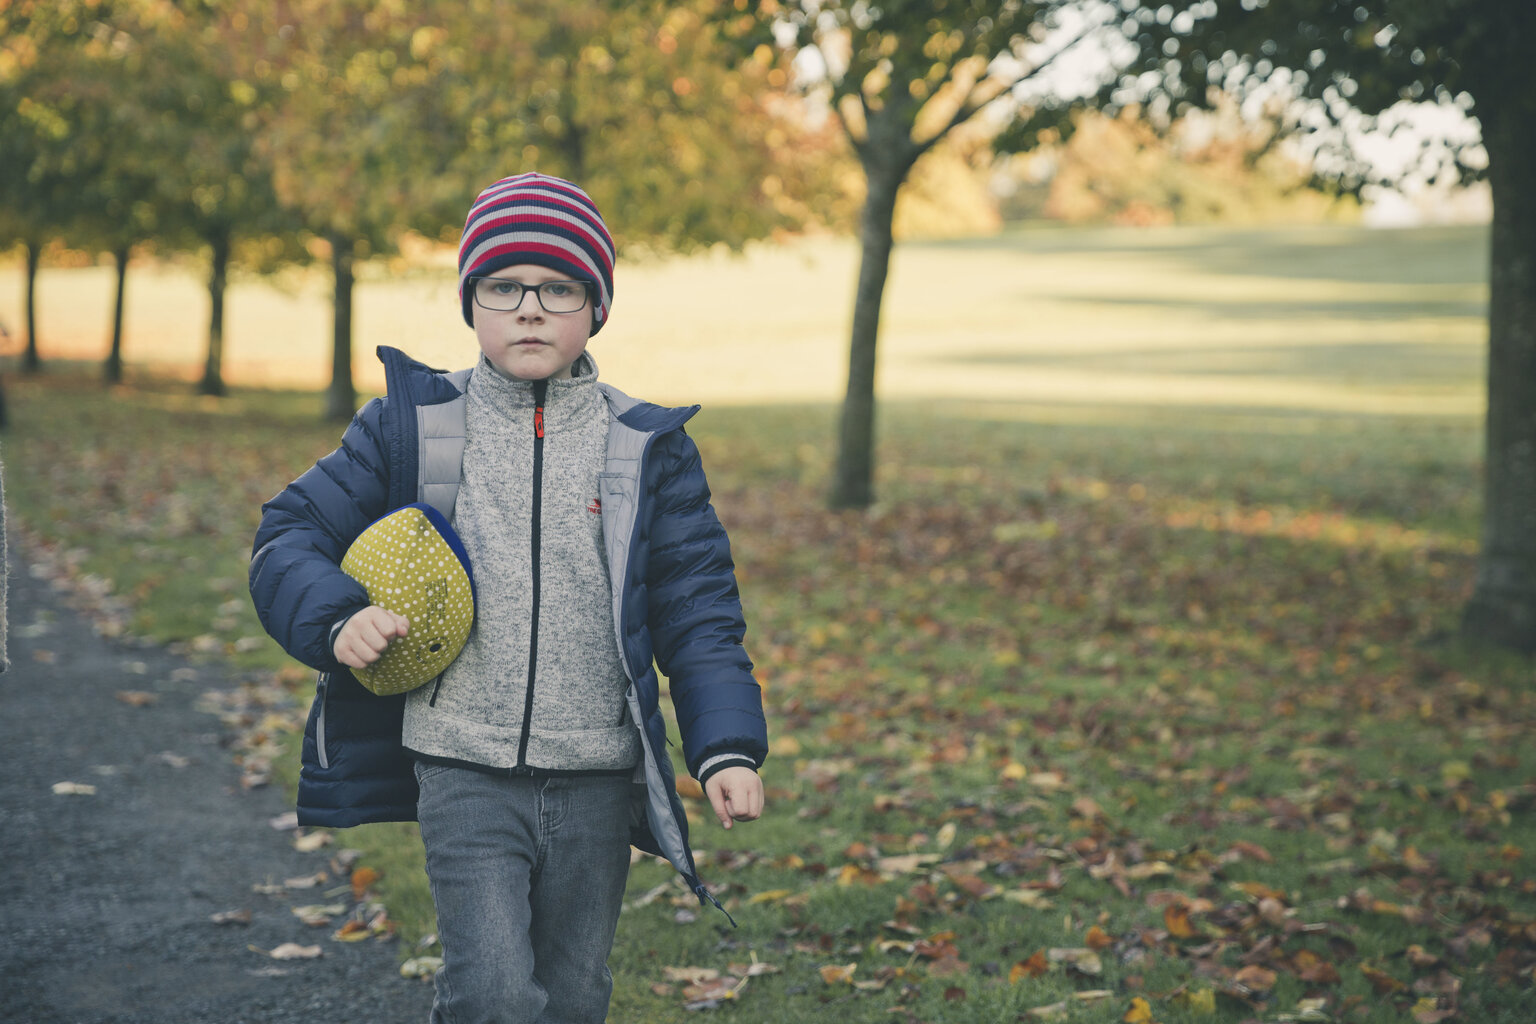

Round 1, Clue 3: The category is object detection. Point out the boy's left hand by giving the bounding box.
[704,766,764,830]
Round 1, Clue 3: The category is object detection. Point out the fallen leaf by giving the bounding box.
[1010,951,1050,983]
[1047,947,1103,976]
[1123,996,1155,1023]
[1361,964,1406,994]
[819,963,857,985]
[351,866,381,900]
[1085,925,1114,950]
[1004,888,1055,909]
[400,956,443,979]
[728,959,780,978]
[943,985,967,1002]
[683,975,742,1002]
[115,690,158,706]
[331,919,372,942]
[51,782,97,796]
[1409,997,1457,1024]
[1291,949,1341,985]
[259,943,323,960]
[292,831,332,852]
[1164,903,1197,939]
[1025,990,1114,1019]
[1172,988,1216,1013]
[876,853,942,876]
[662,966,720,984]
[292,903,346,926]
[210,909,252,926]
[1406,945,1442,970]
[1232,965,1278,993]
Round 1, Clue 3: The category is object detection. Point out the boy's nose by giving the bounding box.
[516,290,543,317]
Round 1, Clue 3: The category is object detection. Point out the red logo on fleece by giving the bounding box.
[587,498,602,514]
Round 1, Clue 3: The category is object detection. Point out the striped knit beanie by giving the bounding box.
[458,173,616,334]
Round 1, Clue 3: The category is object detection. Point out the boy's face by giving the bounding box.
[472,264,594,381]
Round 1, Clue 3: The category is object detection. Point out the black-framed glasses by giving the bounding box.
[469,276,592,314]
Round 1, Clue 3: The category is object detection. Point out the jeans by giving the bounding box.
[415,763,634,1024]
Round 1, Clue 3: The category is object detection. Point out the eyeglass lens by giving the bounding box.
[474,278,589,313]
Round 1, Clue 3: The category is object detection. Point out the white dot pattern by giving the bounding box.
[341,507,475,696]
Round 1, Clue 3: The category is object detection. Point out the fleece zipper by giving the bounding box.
[514,378,548,769]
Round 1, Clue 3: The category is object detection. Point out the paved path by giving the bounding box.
[0,542,435,1024]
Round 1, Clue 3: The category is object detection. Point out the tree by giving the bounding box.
[0,0,116,375]
[1087,1,1533,650]
[128,2,294,397]
[722,1,1097,509]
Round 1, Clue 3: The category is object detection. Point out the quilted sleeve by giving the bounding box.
[644,429,768,779]
[249,399,392,671]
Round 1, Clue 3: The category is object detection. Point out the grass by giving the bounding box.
[4,223,1533,1022]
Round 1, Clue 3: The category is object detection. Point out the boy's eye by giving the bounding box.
[543,283,574,298]
[488,281,520,296]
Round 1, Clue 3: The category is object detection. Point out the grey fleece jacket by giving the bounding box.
[401,355,640,772]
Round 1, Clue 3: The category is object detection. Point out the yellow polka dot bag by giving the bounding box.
[340,503,476,696]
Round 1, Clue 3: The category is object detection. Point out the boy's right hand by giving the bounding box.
[333,606,410,669]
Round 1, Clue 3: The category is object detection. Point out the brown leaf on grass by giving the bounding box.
[927,956,969,978]
[943,985,968,1002]
[1290,949,1342,985]
[1085,925,1114,950]
[1225,840,1274,863]
[819,963,857,985]
[1231,965,1277,993]
[1406,944,1442,971]
[682,975,742,1002]
[1164,903,1198,939]
[662,966,720,984]
[1361,964,1407,994]
[1010,951,1049,982]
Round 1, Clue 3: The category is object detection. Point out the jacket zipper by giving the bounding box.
[515,379,548,769]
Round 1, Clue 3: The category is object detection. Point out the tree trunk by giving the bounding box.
[103,244,129,385]
[199,228,230,397]
[1462,96,1536,652]
[22,241,41,374]
[829,164,903,510]
[324,234,356,422]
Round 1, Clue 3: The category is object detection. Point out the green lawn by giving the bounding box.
[4,224,1532,1023]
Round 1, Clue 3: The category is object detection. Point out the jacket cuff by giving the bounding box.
[328,613,358,664]
[696,753,758,786]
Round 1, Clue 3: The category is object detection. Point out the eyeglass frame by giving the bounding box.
[467,275,594,314]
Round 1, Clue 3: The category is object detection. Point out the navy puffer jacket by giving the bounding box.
[249,347,767,901]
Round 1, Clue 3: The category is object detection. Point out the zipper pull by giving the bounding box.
[533,378,547,439]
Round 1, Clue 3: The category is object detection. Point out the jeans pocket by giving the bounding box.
[413,760,454,785]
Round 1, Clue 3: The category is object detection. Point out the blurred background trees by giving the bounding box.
[2,1,1523,648]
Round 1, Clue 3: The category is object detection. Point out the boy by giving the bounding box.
[250,172,768,1023]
